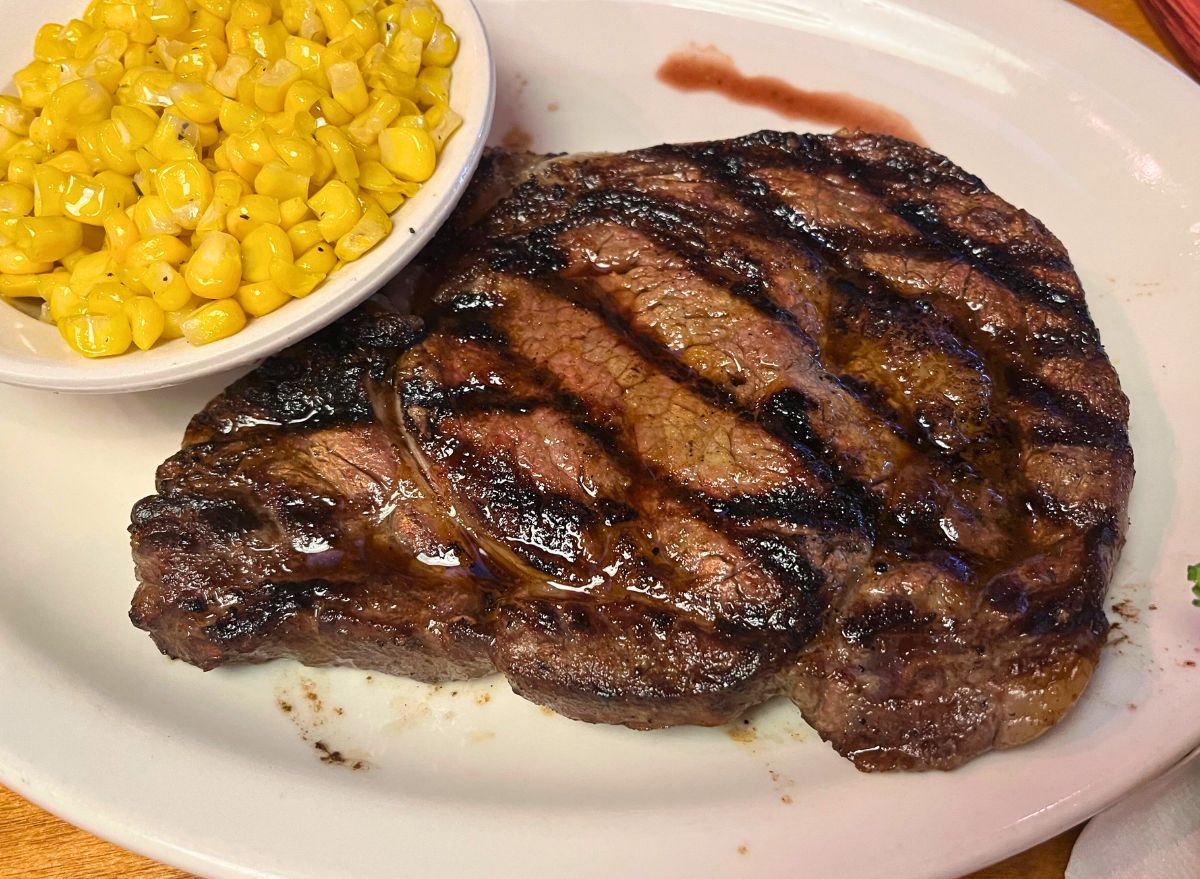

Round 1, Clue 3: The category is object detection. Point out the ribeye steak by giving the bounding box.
[130,132,1133,770]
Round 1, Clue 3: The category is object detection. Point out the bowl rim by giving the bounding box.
[0,0,496,394]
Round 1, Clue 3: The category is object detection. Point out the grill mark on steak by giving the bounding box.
[398,331,868,597]
[130,132,1133,772]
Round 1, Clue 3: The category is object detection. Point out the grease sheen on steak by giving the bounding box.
[130,132,1133,771]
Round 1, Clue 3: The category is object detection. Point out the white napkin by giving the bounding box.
[1066,748,1200,879]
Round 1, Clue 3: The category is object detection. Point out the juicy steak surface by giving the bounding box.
[130,132,1133,770]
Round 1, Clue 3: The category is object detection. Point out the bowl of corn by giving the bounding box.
[0,0,493,392]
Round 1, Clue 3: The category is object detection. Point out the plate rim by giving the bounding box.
[2,1,1199,878]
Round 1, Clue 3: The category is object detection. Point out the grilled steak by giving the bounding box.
[130,131,1133,770]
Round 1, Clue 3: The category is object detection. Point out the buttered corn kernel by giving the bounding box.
[307,179,360,242]
[184,230,241,298]
[0,0,460,357]
[181,297,246,344]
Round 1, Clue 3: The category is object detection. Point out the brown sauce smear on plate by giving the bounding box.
[657,45,925,145]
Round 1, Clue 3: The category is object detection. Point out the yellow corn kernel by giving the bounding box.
[59,247,91,271]
[385,31,424,77]
[194,0,233,17]
[37,166,124,224]
[33,25,71,64]
[103,211,141,260]
[195,189,234,235]
[78,26,130,62]
[240,126,280,168]
[79,286,131,324]
[185,231,241,298]
[95,172,140,211]
[422,22,458,67]
[218,99,265,136]
[168,82,224,125]
[314,94,352,126]
[76,120,140,175]
[240,223,293,282]
[315,0,352,37]
[372,189,404,213]
[313,125,359,182]
[147,113,202,162]
[347,93,403,147]
[269,255,323,297]
[59,311,133,357]
[0,126,21,161]
[308,179,361,242]
[69,251,118,296]
[36,270,72,301]
[27,119,67,156]
[133,194,183,236]
[251,22,292,60]
[124,295,166,349]
[0,274,41,298]
[13,60,63,110]
[417,66,451,106]
[326,60,369,114]
[424,101,462,151]
[379,125,436,182]
[281,0,314,36]
[181,298,246,344]
[255,58,302,113]
[111,105,158,148]
[287,217,322,253]
[0,183,34,216]
[159,300,196,339]
[45,151,94,177]
[98,0,156,41]
[213,171,251,202]
[122,69,176,108]
[143,260,193,310]
[296,241,335,274]
[236,279,288,316]
[284,35,328,83]
[254,160,309,202]
[156,159,214,229]
[49,282,85,321]
[231,0,272,27]
[147,0,191,37]
[212,54,254,99]
[227,193,282,238]
[403,2,440,41]
[31,165,68,216]
[268,134,318,177]
[278,196,311,228]
[334,203,391,261]
[7,157,37,189]
[358,160,421,196]
[11,217,84,262]
[0,98,34,137]
[0,244,53,274]
[284,79,325,116]
[128,233,192,268]
[342,10,380,49]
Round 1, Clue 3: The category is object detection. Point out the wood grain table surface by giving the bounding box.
[0,1,1188,877]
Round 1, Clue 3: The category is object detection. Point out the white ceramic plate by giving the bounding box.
[2,2,1199,877]
[0,0,494,394]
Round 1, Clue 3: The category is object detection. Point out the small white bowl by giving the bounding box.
[0,0,495,393]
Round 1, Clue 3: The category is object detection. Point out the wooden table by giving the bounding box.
[0,2,1187,877]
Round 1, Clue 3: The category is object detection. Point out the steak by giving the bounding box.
[130,131,1133,770]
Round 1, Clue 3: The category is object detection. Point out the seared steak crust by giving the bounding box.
[130,133,1133,770]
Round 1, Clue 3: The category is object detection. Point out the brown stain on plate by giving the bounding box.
[657,45,925,146]
[501,124,533,151]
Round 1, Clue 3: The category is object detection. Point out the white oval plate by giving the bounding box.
[2,2,1199,878]
[0,0,494,394]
